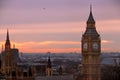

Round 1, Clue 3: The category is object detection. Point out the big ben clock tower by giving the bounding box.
[81,6,101,80]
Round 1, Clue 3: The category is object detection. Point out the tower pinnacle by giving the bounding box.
[90,4,92,12]
[47,56,52,68]
[87,5,95,24]
[6,29,10,41]
[5,29,11,51]
[46,53,52,76]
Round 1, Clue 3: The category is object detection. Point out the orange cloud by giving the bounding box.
[19,48,81,53]
[101,40,113,44]
[0,39,115,53]
[9,41,79,47]
[0,21,82,35]
[97,20,120,33]
[0,41,80,53]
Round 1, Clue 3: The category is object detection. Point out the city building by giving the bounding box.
[46,56,52,76]
[0,30,34,80]
[81,6,101,80]
[0,30,52,80]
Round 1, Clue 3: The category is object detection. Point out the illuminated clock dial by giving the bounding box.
[92,43,99,50]
[83,43,88,50]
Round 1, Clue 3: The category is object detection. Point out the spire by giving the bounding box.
[6,29,10,41]
[6,29,10,45]
[90,4,92,13]
[59,65,63,75]
[5,29,11,51]
[47,54,52,68]
[46,53,52,76]
[83,5,99,36]
[87,5,95,24]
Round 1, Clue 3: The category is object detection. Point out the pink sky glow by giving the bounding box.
[0,0,120,53]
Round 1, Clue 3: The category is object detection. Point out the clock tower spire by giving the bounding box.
[87,5,95,24]
[81,6,101,80]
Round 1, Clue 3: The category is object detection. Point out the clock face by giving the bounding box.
[83,43,88,50]
[92,43,99,50]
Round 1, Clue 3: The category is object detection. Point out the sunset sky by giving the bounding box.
[0,0,120,53]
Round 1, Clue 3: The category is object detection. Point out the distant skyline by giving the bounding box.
[0,0,120,53]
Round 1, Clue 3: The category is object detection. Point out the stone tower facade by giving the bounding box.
[1,30,14,74]
[81,6,101,80]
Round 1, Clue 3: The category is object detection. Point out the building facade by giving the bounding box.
[0,30,34,80]
[0,30,52,80]
[81,6,101,80]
